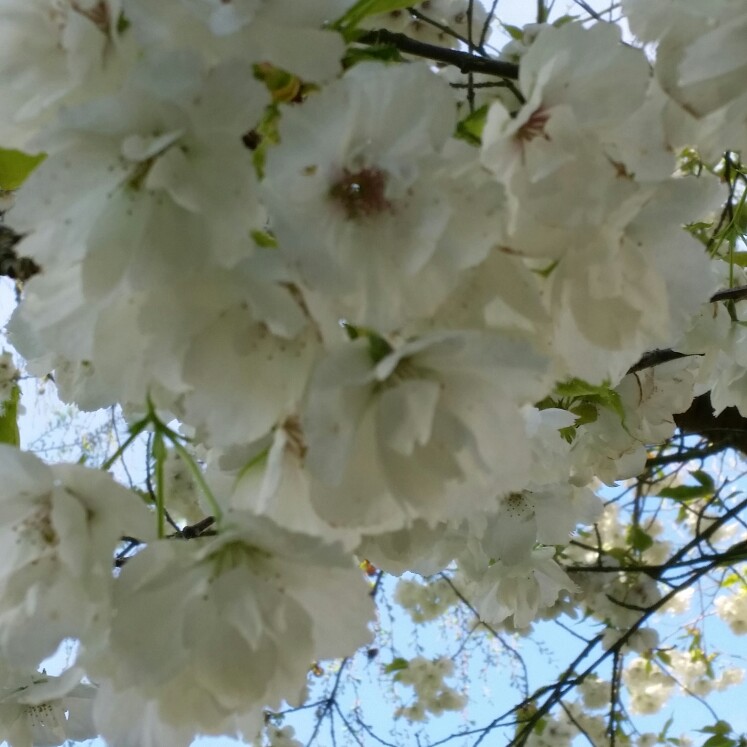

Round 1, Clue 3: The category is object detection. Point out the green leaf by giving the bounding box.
[251,230,278,249]
[554,378,625,422]
[607,547,629,564]
[115,11,130,33]
[729,252,747,267]
[658,717,674,741]
[0,148,45,191]
[700,721,733,736]
[721,573,744,587]
[368,333,393,364]
[384,657,409,674]
[0,384,20,447]
[342,322,361,340]
[455,104,489,146]
[556,377,613,399]
[334,0,411,31]
[553,14,578,27]
[702,737,735,747]
[254,63,302,103]
[559,400,599,444]
[570,402,598,427]
[502,23,524,41]
[627,524,654,552]
[657,484,712,500]
[559,425,575,444]
[656,650,672,666]
[690,469,715,490]
[533,259,559,278]
[250,104,281,180]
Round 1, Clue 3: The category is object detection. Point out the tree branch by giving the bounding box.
[645,443,728,467]
[710,284,747,303]
[626,349,701,374]
[355,29,520,79]
[0,224,39,282]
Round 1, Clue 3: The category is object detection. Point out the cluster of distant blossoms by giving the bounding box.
[0,0,746,744]
[715,588,747,636]
[0,351,18,401]
[392,656,466,721]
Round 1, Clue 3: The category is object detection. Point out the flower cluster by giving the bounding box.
[393,656,466,722]
[0,352,19,402]
[0,667,97,747]
[716,589,747,636]
[394,577,457,623]
[623,657,676,715]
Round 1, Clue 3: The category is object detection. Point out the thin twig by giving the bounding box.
[440,573,529,698]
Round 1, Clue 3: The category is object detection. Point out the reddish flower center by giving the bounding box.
[70,1,111,33]
[329,167,392,220]
[515,107,551,143]
[282,416,307,460]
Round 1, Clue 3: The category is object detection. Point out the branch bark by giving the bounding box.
[0,224,39,282]
[356,29,520,79]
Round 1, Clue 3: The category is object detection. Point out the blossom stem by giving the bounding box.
[102,417,149,471]
[153,432,166,538]
[169,437,224,525]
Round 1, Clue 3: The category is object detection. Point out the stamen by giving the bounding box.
[329,167,392,220]
[516,107,551,143]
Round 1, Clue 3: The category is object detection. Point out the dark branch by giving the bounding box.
[0,224,40,282]
[626,282,747,375]
[646,443,727,467]
[673,392,747,455]
[627,349,701,374]
[710,284,747,303]
[355,29,520,79]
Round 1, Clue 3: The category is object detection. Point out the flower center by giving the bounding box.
[70,1,112,33]
[329,167,392,220]
[503,492,534,519]
[16,505,58,548]
[282,416,307,460]
[515,107,551,143]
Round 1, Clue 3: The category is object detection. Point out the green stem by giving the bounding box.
[169,437,224,524]
[102,418,148,471]
[235,445,271,482]
[153,432,166,539]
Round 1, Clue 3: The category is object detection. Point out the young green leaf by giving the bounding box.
[0,384,20,447]
[456,105,489,146]
[0,148,45,191]
[384,657,409,674]
[657,484,713,501]
[690,469,715,490]
[334,0,411,32]
[627,524,654,552]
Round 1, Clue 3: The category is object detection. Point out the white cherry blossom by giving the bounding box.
[0,446,152,668]
[87,513,374,742]
[303,330,550,532]
[263,62,494,334]
[123,0,347,81]
[0,666,97,747]
[0,0,132,147]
